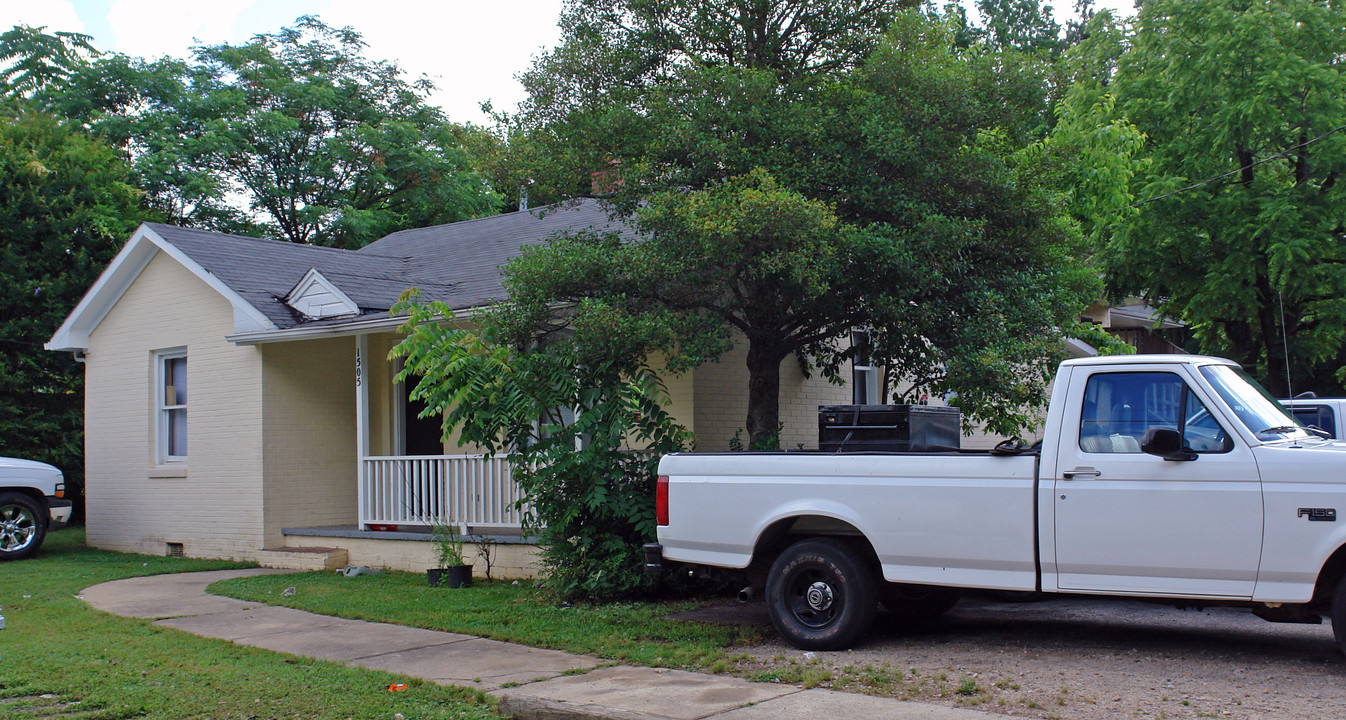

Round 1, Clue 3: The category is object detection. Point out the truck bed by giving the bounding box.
[657,451,1042,592]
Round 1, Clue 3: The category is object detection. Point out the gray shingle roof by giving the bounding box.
[359,198,638,309]
[145,199,636,332]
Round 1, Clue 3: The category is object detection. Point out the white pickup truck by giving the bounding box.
[651,354,1346,652]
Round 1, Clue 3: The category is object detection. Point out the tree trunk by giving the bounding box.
[745,342,786,450]
[1254,264,1290,398]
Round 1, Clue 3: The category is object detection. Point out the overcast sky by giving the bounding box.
[6,0,1137,127]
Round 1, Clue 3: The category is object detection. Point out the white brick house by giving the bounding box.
[46,200,856,573]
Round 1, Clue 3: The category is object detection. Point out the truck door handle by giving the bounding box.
[1062,467,1101,479]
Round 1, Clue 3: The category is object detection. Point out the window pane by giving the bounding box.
[1183,390,1230,453]
[1080,372,1184,453]
[167,356,186,405]
[167,408,187,456]
[1200,364,1308,440]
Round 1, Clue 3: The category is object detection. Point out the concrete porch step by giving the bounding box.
[256,546,348,571]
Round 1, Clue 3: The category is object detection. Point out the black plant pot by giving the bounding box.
[427,565,472,588]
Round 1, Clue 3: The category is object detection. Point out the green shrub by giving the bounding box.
[391,293,691,599]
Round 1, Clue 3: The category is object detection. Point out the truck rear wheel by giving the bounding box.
[765,537,877,650]
[882,583,960,622]
[0,492,45,561]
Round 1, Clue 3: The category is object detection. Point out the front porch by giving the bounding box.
[283,450,540,576]
[352,333,529,533]
[257,332,540,575]
[359,454,526,530]
[274,522,542,578]
[269,450,540,577]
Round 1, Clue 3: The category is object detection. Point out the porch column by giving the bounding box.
[355,334,371,528]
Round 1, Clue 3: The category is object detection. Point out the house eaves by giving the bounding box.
[46,224,277,353]
[226,305,486,345]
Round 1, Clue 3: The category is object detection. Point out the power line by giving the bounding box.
[1129,123,1346,208]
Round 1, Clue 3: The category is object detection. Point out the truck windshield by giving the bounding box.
[1198,364,1311,441]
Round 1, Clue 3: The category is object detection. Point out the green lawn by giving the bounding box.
[209,562,1048,713]
[0,529,500,720]
[211,568,770,670]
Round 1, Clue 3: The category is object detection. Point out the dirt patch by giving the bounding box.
[678,594,1346,719]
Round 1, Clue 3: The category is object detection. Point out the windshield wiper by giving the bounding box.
[1257,425,1303,435]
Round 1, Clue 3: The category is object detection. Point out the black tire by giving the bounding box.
[881,583,960,621]
[0,492,46,561]
[1333,574,1346,656]
[765,537,878,650]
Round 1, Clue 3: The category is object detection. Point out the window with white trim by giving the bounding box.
[155,349,187,463]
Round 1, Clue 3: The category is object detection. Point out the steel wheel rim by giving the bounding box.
[0,503,38,552]
[785,565,842,629]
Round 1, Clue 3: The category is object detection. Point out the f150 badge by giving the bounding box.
[1298,508,1337,522]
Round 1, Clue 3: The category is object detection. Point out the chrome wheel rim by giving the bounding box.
[0,503,38,553]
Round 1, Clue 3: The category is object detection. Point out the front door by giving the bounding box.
[404,393,443,456]
[1052,366,1263,597]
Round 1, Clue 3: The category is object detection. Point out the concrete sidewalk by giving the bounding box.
[81,569,1004,720]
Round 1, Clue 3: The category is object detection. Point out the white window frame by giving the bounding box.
[155,348,187,465]
[851,329,881,405]
[854,363,881,405]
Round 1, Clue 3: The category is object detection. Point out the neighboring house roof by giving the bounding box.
[47,199,634,352]
[1106,303,1186,331]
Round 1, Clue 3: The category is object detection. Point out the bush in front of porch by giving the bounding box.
[391,292,692,600]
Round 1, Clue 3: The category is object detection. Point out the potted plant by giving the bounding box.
[427,521,472,588]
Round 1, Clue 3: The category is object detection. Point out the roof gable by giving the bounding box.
[46,224,277,352]
[285,268,359,320]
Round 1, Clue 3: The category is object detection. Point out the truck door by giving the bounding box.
[1053,366,1263,598]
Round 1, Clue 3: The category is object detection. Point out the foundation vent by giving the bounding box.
[166,542,184,558]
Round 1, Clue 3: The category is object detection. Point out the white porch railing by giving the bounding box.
[360,455,526,530]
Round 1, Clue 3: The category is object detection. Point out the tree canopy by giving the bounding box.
[0,108,149,495]
[0,25,98,97]
[497,6,1100,446]
[13,17,500,248]
[1095,0,1346,395]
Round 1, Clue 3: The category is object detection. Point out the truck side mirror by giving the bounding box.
[1141,427,1197,461]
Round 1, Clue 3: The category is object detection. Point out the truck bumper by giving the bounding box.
[48,498,73,528]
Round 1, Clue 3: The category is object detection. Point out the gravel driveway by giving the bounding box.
[686,594,1346,719]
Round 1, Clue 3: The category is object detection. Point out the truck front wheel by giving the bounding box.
[766,537,877,650]
[0,492,46,561]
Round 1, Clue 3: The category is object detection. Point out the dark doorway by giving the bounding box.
[404,393,443,456]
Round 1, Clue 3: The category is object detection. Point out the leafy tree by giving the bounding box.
[507,6,1098,445]
[0,25,98,98]
[975,0,1065,55]
[0,108,149,507]
[1049,10,1146,245]
[1099,0,1346,395]
[23,17,499,247]
[390,293,692,598]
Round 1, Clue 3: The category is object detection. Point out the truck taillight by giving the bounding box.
[656,476,669,526]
